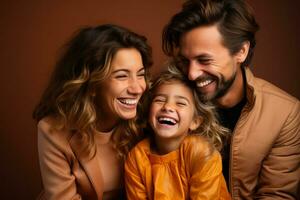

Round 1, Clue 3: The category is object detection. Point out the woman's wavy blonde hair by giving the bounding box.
[33,24,152,160]
[140,64,229,151]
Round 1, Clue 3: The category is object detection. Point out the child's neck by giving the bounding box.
[153,134,187,155]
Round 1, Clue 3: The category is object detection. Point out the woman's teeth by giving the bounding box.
[119,99,138,105]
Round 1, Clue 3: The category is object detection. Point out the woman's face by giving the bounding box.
[95,48,146,129]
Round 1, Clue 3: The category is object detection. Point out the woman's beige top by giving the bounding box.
[95,130,123,200]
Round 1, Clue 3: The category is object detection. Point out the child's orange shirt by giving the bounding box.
[125,135,231,199]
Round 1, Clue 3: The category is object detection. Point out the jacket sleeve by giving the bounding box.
[255,101,300,199]
[124,149,148,200]
[37,121,81,200]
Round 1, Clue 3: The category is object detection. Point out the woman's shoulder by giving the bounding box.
[37,116,77,167]
[37,116,74,143]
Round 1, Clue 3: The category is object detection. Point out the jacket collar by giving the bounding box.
[243,67,256,112]
[69,132,103,200]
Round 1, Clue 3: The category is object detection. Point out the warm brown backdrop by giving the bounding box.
[0,0,299,199]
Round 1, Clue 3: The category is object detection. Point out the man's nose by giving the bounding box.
[188,62,204,81]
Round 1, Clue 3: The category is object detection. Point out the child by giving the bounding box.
[125,68,231,199]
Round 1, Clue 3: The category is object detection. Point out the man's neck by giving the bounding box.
[216,67,245,109]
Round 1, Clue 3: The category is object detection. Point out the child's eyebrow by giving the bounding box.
[153,93,191,104]
[153,93,166,98]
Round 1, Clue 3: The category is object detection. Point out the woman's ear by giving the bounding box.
[235,41,250,63]
[89,86,97,97]
[189,116,203,131]
[90,91,96,97]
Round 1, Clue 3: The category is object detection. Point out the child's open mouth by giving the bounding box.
[158,117,177,126]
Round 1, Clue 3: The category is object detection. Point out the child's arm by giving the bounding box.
[190,151,230,200]
[124,148,148,200]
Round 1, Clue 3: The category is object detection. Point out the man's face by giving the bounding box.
[179,25,242,102]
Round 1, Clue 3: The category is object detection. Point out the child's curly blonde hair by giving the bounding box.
[139,64,229,151]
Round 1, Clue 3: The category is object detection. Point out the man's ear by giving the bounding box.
[236,41,250,63]
[189,116,203,131]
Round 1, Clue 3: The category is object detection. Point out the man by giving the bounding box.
[162,0,300,199]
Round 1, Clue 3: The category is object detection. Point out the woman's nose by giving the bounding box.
[127,78,145,95]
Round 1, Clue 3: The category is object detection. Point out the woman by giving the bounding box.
[33,24,152,200]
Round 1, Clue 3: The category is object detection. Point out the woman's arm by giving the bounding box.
[38,121,81,200]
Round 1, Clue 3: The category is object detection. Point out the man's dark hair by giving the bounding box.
[162,0,259,68]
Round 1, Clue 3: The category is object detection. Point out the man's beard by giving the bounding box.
[197,72,236,102]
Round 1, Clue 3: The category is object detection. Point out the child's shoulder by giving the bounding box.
[128,138,151,157]
[180,135,215,161]
[181,134,212,149]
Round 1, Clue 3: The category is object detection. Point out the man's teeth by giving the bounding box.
[198,79,213,87]
[158,117,177,125]
[119,99,138,105]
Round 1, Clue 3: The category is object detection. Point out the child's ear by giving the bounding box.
[189,116,203,131]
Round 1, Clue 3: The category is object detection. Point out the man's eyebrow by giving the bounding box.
[195,53,213,60]
[178,53,212,60]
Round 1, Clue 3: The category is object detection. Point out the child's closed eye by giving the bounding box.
[153,97,165,103]
[176,101,187,106]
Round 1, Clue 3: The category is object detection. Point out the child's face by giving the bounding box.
[149,80,201,140]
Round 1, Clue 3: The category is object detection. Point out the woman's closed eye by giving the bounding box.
[114,73,128,79]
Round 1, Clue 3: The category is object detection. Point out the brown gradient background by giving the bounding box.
[0,0,299,199]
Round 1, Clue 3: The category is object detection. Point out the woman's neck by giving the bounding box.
[96,118,119,133]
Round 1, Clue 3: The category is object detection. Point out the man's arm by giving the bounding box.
[256,101,300,199]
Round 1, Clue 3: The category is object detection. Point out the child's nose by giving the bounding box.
[162,102,175,112]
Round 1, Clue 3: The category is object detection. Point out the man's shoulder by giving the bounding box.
[248,72,300,123]
[250,73,298,105]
